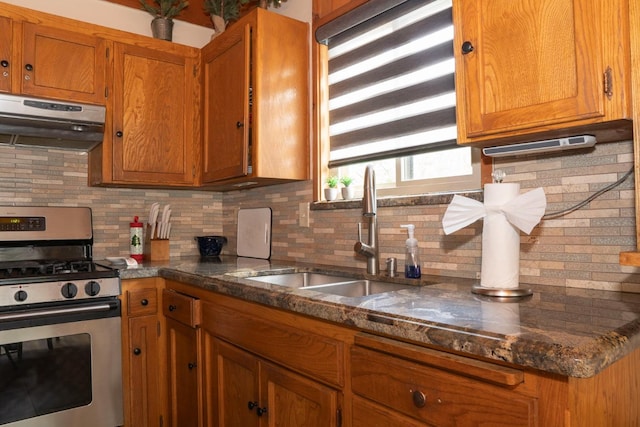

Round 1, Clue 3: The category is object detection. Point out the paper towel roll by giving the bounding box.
[481,183,520,289]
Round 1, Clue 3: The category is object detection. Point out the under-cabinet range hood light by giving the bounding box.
[483,135,597,158]
[0,93,106,151]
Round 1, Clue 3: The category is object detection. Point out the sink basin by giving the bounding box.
[305,280,416,297]
[246,272,356,287]
[246,272,417,297]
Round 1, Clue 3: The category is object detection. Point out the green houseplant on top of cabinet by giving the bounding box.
[453,0,632,148]
[200,7,310,191]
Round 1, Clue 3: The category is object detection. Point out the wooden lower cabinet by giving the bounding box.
[120,278,166,427]
[351,335,537,427]
[150,280,640,427]
[198,293,344,427]
[163,289,202,427]
[205,337,340,427]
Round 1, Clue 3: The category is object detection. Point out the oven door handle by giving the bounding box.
[0,301,118,322]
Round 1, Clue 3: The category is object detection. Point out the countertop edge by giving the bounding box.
[118,262,640,378]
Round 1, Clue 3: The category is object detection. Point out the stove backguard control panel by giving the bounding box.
[0,216,46,232]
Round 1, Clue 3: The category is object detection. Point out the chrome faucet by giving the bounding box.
[354,165,379,274]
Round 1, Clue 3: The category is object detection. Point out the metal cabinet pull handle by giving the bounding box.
[140,298,148,306]
[236,121,244,128]
[188,362,197,370]
[247,401,258,410]
[256,407,268,416]
[115,131,123,138]
[133,348,141,355]
[461,41,474,55]
[168,304,177,312]
[411,390,426,408]
[0,60,8,68]
[24,63,33,71]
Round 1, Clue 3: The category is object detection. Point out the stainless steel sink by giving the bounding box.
[246,272,417,297]
[246,272,356,287]
[304,280,415,297]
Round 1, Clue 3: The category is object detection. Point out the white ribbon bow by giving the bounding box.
[442,187,547,235]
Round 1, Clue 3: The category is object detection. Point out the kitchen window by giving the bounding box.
[315,0,480,198]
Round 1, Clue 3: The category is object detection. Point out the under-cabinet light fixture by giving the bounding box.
[483,135,597,158]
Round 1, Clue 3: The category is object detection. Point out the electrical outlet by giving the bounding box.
[299,202,310,227]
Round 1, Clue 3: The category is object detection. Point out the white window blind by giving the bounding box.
[317,0,456,168]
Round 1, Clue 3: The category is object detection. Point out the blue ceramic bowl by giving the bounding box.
[195,236,227,257]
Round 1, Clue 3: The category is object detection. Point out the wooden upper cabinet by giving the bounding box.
[201,8,310,190]
[0,16,12,93]
[313,0,367,26]
[107,42,198,186]
[202,22,250,183]
[454,0,632,146]
[20,23,107,105]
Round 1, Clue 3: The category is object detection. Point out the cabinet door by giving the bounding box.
[202,21,250,183]
[260,361,340,427]
[166,317,200,427]
[127,315,164,427]
[454,0,604,139]
[0,16,12,93]
[21,23,107,104]
[206,337,260,427]
[111,42,196,185]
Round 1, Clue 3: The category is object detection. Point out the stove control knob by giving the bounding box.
[14,290,28,302]
[61,283,78,299]
[85,281,101,296]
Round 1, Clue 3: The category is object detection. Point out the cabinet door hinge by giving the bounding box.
[336,408,342,427]
[193,64,197,77]
[104,87,109,99]
[603,67,613,100]
[159,414,163,427]
[157,320,161,337]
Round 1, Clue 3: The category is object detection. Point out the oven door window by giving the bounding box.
[0,333,92,425]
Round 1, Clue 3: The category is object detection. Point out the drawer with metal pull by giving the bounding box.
[163,288,200,327]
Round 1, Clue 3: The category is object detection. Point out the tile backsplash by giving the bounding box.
[224,139,640,293]
[0,145,223,259]
[2,139,638,292]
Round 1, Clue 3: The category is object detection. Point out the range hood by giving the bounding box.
[0,93,106,151]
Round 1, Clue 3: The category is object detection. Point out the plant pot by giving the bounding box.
[324,188,338,201]
[151,17,174,41]
[210,14,226,39]
[341,187,354,200]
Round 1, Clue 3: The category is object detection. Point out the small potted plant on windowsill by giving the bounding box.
[140,0,189,41]
[340,176,354,200]
[324,176,339,201]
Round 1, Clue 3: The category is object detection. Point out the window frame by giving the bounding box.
[311,0,488,203]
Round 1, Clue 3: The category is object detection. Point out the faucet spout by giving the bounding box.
[362,166,377,217]
[355,165,379,274]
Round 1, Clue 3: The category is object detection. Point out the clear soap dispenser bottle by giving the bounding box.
[401,224,421,279]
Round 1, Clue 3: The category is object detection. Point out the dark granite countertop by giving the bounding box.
[116,256,640,379]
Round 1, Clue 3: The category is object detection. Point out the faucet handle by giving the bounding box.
[357,222,362,242]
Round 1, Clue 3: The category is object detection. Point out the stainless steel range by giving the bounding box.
[0,206,123,427]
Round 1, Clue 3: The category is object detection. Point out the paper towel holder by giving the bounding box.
[472,285,532,298]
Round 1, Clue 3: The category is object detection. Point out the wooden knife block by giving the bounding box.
[144,224,170,261]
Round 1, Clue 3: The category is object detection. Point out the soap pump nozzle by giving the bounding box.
[401,224,416,242]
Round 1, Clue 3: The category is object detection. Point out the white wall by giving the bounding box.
[3,0,311,47]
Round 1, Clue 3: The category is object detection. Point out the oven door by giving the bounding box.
[0,299,123,427]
